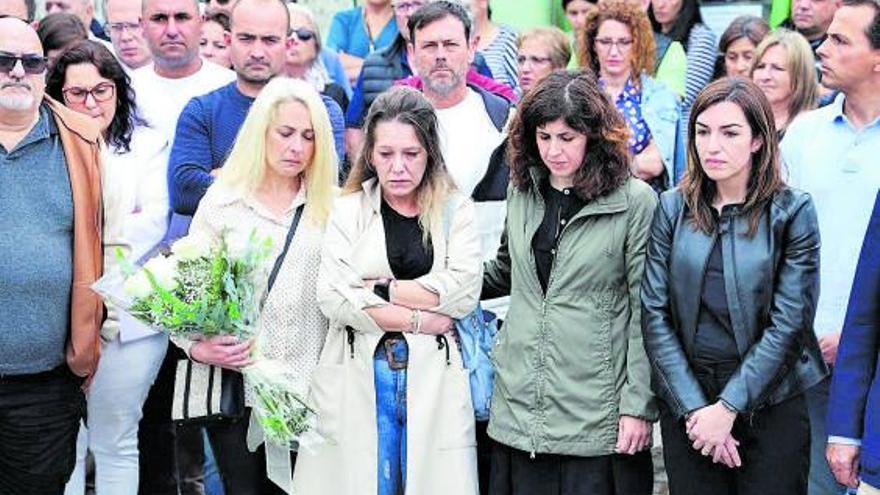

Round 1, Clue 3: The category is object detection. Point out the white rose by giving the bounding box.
[171,235,210,261]
[142,255,179,291]
[123,271,153,299]
[225,231,252,261]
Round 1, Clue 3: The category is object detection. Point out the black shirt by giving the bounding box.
[381,200,433,280]
[693,235,740,365]
[531,180,585,293]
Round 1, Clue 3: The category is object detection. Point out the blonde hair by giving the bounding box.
[750,29,819,129]
[517,26,572,69]
[216,77,337,225]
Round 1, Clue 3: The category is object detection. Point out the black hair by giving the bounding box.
[648,0,703,44]
[842,0,880,49]
[407,0,472,44]
[46,40,146,153]
[37,13,88,55]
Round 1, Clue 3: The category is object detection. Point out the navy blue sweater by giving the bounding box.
[169,81,345,215]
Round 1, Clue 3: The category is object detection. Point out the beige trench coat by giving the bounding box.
[292,179,482,495]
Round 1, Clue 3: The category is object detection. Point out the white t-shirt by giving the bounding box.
[131,59,235,143]
[436,89,509,318]
[435,89,507,260]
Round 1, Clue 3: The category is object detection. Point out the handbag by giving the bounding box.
[171,205,305,425]
[443,198,499,421]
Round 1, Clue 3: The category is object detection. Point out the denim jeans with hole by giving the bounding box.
[374,337,408,495]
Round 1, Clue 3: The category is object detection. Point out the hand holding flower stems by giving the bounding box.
[191,336,255,371]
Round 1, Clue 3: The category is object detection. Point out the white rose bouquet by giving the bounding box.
[92,229,318,450]
[93,230,272,340]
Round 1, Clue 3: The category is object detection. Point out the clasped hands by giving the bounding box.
[686,401,742,469]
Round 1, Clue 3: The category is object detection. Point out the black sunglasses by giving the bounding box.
[292,27,316,42]
[0,53,48,75]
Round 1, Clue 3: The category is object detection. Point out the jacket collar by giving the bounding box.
[527,166,631,217]
[361,177,383,214]
[45,97,102,145]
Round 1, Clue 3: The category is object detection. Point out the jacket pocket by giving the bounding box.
[308,364,345,444]
[439,366,477,449]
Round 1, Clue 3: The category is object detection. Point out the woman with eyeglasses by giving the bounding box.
[579,0,685,190]
[517,27,571,94]
[45,40,170,494]
[286,4,350,113]
[200,12,232,69]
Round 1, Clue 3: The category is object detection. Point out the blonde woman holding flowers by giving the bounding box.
[174,77,337,495]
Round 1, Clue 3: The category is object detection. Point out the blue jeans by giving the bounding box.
[374,337,408,495]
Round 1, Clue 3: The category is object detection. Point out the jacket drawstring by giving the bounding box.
[345,326,355,359]
[436,335,451,365]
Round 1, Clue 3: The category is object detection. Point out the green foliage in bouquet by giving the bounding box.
[121,230,273,339]
[247,362,317,447]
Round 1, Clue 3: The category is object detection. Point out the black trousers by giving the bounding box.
[204,408,297,495]
[488,438,653,495]
[660,361,810,495]
[139,342,205,495]
[0,365,85,495]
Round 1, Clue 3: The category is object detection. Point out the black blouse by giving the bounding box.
[693,232,740,366]
[531,180,585,293]
[381,200,433,280]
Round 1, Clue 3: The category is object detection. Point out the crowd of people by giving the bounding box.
[0,0,878,494]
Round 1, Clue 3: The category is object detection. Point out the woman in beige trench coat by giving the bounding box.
[292,87,482,494]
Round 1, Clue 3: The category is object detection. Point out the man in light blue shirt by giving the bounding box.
[781,1,880,492]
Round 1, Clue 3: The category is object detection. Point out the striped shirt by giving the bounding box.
[682,23,718,122]
[480,24,520,95]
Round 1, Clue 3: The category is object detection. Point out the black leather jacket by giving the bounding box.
[640,188,827,418]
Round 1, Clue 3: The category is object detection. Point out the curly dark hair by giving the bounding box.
[46,40,145,153]
[507,70,631,201]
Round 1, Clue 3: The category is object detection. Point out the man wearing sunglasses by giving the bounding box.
[0,17,105,495]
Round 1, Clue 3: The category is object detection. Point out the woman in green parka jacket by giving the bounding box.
[482,70,658,495]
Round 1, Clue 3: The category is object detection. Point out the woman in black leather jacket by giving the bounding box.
[640,77,827,495]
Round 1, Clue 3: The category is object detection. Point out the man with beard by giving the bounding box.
[405,3,513,490]
[0,17,104,494]
[168,0,344,225]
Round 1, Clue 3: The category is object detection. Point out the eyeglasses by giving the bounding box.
[393,1,426,13]
[595,38,633,51]
[0,53,48,74]
[291,27,316,42]
[517,55,553,66]
[104,21,142,37]
[62,82,116,105]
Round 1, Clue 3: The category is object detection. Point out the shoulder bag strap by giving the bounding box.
[267,205,305,293]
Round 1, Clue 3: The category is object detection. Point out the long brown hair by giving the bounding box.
[578,0,656,83]
[508,70,631,201]
[750,29,819,131]
[344,86,455,238]
[680,77,784,236]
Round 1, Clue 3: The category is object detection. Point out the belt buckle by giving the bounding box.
[384,338,408,370]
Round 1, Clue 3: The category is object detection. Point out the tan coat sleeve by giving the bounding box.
[415,197,482,318]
